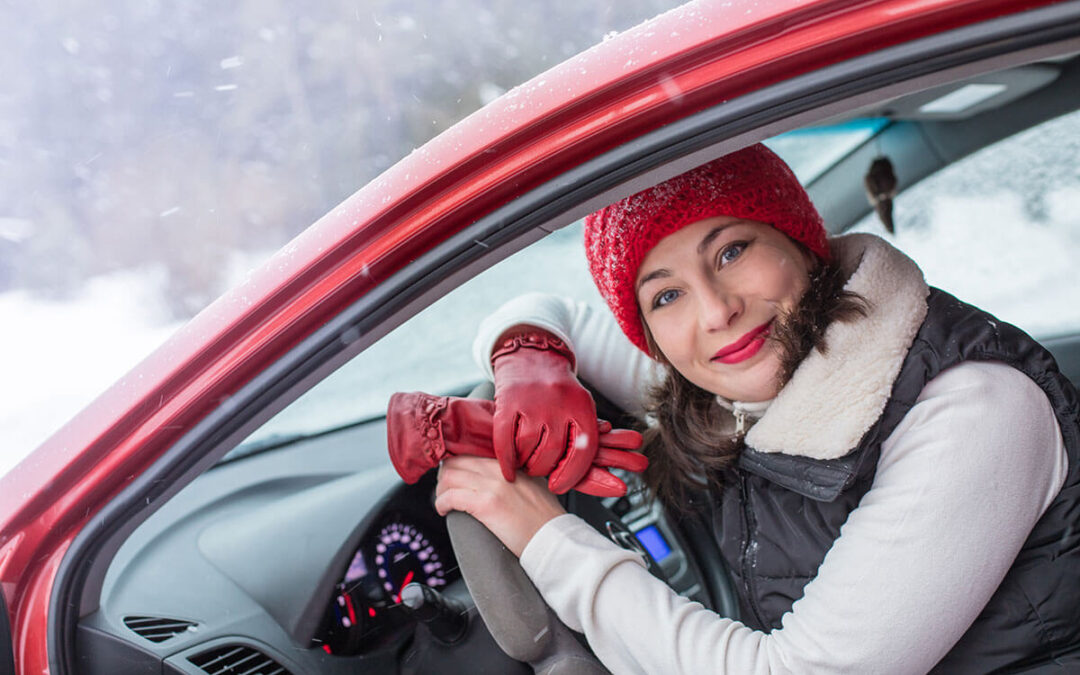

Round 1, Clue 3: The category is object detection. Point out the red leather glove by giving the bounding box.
[386,392,646,497]
[490,328,599,494]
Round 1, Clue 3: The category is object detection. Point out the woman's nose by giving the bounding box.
[697,286,741,332]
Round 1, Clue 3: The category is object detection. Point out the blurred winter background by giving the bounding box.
[2,0,1078,474]
[0,0,685,472]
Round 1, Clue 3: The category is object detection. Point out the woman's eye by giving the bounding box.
[653,289,680,308]
[718,241,748,267]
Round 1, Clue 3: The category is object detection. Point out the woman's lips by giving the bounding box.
[711,321,773,365]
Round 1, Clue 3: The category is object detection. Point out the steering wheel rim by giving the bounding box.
[445,511,609,674]
[444,383,610,674]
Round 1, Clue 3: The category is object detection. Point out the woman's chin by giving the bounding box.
[696,348,783,402]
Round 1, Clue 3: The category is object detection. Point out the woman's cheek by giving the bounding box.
[647,321,684,369]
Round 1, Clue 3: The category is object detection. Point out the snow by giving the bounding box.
[0,268,181,476]
[0,247,274,477]
[0,218,34,243]
[852,196,1080,338]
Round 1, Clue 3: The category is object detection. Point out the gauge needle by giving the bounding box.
[395,571,415,603]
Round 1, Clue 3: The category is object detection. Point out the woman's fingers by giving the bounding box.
[434,486,479,517]
[438,455,500,482]
[435,455,566,556]
[435,457,502,515]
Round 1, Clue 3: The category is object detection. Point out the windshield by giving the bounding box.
[765,119,889,184]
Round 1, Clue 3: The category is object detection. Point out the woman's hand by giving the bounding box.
[435,455,566,557]
[491,327,600,494]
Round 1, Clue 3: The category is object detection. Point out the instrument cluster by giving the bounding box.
[313,497,458,656]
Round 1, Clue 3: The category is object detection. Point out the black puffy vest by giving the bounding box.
[712,288,1080,672]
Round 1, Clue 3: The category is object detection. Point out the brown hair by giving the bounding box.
[640,257,868,510]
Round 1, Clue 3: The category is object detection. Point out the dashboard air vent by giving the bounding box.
[188,644,294,675]
[123,615,197,643]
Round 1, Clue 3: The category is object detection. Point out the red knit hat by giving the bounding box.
[584,143,829,354]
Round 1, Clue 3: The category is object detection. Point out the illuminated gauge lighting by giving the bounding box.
[331,587,359,631]
[344,549,369,583]
[373,522,446,600]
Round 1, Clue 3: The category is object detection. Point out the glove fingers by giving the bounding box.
[492,411,519,482]
[597,419,613,434]
[523,423,563,477]
[515,412,549,456]
[597,428,643,451]
[548,421,598,494]
[594,447,649,473]
[574,467,628,498]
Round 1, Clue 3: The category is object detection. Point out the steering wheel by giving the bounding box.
[443,382,614,674]
[446,511,609,674]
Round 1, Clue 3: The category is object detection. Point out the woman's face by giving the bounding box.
[635,216,814,402]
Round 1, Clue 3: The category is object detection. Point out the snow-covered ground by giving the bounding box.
[0,250,272,477]
[0,269,182,476]
[852,186,1080,338]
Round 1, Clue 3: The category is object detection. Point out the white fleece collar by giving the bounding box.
[743,233,929,460]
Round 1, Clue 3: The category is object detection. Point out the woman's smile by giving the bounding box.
[711,320,773,364]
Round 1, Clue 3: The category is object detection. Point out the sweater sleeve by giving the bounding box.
[519,361,1068,674]
[471,292,658,416]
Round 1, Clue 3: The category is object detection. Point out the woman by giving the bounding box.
[432,144,1080,673]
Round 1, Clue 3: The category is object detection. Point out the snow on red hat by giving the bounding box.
[584,143,829,354]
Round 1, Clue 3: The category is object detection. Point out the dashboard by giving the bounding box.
[75,412,724,674]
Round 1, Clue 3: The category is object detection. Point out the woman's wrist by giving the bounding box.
[519,513,578,565]
[505,500,568,558]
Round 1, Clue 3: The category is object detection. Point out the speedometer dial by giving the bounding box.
[373,521,446,600]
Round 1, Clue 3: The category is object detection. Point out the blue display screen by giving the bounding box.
[635,525,672,562]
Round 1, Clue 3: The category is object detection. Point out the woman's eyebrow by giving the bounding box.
[697,224,733,254]
[637,222,743,291]
[636,268,670,291]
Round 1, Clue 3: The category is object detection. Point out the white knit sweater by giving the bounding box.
[472,234,1067,674]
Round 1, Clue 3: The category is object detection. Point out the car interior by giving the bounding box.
[68,33,1080,675]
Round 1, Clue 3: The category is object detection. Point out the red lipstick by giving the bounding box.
[711,321,772,364]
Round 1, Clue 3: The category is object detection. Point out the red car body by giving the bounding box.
[0,0,1073,671]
